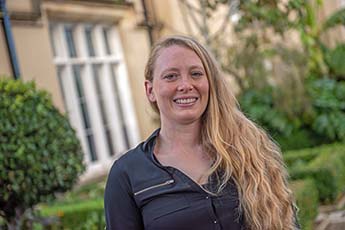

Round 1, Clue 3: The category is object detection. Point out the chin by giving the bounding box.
[175,113,203,124]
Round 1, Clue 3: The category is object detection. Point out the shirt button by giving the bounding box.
[214,220,217,224]
[205,196,209,199]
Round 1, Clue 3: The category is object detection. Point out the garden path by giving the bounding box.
[315,195,345,230]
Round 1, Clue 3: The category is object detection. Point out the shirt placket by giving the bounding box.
[173,168,222,230]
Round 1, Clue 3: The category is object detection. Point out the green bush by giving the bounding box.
[232,1,345,150]
[307,78,345,141]
[309,144,345,199]
[288,143,345,203]
[290,179,319,230]
[240,78,345,150]
[239,87,295,137]
[0,79,85,228]
[284,147,320,168]
[289,166,335,203]
[276,129,326,151]
[40,199,104,230]
[62,181,105,204]
[325,44,345,79]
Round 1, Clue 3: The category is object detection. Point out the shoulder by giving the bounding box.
[106,128,162,192]
[111,128,159,172]
[108,142,147,177]
[106,142,148,194]
[113,128,159,170]
[118,143,146,164]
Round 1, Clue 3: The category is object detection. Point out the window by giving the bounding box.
[49,23,139,165]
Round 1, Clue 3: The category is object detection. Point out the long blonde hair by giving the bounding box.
[145,35,297,230]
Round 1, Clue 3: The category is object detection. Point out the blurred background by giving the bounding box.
[1,0,345,229]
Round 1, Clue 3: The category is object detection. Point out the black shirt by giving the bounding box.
[104,129,243,230]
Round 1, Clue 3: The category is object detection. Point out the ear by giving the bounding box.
[145,80,156,102]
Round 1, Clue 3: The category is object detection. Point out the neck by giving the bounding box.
[158,119,202,151]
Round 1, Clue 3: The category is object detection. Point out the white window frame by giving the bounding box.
[49,22,140,176]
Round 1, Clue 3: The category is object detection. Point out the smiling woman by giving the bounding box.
[145,45,209,127]
[104,35,300,230]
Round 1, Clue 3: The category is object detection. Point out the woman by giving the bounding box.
[104,35,299,230]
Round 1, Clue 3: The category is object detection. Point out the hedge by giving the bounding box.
[283,148,320,168]
[39,198,104,229]
[309,145,345,199]
[290,179,319,230]
[288,143,345,203]
[290,166,335,203]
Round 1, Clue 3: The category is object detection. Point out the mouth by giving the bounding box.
[173,97,198,104]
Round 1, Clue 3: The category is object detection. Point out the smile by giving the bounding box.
[174,97,198,104]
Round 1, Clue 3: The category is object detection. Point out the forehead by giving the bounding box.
[154,45,204,72]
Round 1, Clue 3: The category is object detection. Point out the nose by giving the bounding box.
[177,78,193,92]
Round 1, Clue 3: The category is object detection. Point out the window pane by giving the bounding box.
[93,65,115,156]
[105,128,115,156]
[86,134,97,161]
[64,26,77,57]
[73,65,90,129]
[110,65,130,149]
[85,26,95,57]
[56,66,67,111]
[103,27,112,55]
[73,65,97,161]
[92,65,106,123]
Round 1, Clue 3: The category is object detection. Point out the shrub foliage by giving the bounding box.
[240,78,345,150]
[290,179,319,230]
[0,79,85,227]
[287,143,345,203]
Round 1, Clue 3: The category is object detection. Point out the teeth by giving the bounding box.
[175,98,197,104]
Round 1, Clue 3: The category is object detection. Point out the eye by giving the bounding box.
[191,71,204,78]
[163,73,178,81]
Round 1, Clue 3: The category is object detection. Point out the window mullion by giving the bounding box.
[93,25,107,57]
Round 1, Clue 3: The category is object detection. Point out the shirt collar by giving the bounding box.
[142,128,160,152]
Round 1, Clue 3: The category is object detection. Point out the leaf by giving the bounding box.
[325,44,345,77]
[322,7,345,32]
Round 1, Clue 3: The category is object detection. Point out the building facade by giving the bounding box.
[0,0,157,182]
[1,0,344,182]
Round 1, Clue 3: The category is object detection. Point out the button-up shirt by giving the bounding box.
[104,129,243,230]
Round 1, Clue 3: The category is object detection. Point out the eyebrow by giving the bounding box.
[158,65,205,78]
[161,67,180,73]
[189,65,204,70]
[160,65,204,74]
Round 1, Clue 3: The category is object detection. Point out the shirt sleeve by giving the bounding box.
[104,161,144,230]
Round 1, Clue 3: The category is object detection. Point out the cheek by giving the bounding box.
[154,83,175,99]
[199,80,210,97]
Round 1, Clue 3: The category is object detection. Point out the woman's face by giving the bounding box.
[145,45,209,126]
